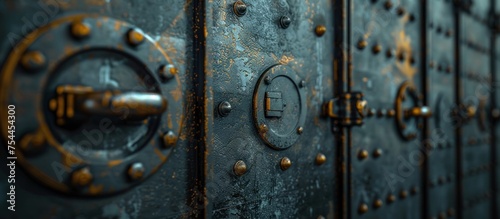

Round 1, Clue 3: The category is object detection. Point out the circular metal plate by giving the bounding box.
[253,65,306,150]
[0,15,183,196]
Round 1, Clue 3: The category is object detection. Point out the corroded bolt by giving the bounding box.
[384,0,393,9]
[279,16,292,29]
[387,194,396,203]
[71,167,93,187]
[373,149,383,158]
[297,126,304,134]
[315,153,327,165]
[373,199,383,208]
[400,190,408,199]
[21,51,46,71]
[218,101,232,117]
[357,39,368,50]
[299,80,306,88]
[158,64,177,81]
[127,29,145,46]
[358,149,368,160]
[70,21,91,38]
[162,131,178,148]
[396,7,405,16]
[233,160,247,176]
[315,25,327,37]
[358,203,368,214]
[280,157,292,171]
[128,162,145,180]
[233,1,247,17]
[372,44,382,54]
[259,123,269,133]
[264,75,272,84]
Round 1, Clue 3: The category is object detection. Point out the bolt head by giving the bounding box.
[233,1,247,17]
[315,153,327,165]
[280,157,292,171]
[297,126,304,134]
[373,199,383,208]
[373,149,383,158]
[400,190,408,199]
[358,149,368,160]
[127,29,145,46]
[71,167,93,187]
[158,64,177,81]
[218,101,232,117]
[358,203,368,214]
[387,194,396,203]
[162,131,178,148]
[372,44,382,54]
[233,160,247,176]
[280,16,291,29]
[315,25,327,37]
[128,163,145,180]
[357,40,367,50]
[299,80,306,88]
[21,51,46,71]
[70,21,91,38]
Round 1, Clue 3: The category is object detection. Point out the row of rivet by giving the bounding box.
[462,164,491,178]
[370,0,416,22]
[466,136,491,146]
[463,191,492,209]
[358,186,419,214]
[233,153,327,176]
[356,41,416,64]
[428,61,452,73]
[365,108,396,118]
[465,72,491,83]
[429,174,454,187]
[357,149,383,160]
[430,208,455,219]
[428,23,453,37]
[462,39,490,54]
[427,142,452,150]
[233,1,327,38]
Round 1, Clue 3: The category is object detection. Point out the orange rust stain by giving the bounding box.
[394,30,416,79]
[107,160,122,167]
[168,113,173,129]
[279,55,295,65]
[88,184,104,195]
[114,21,121,31]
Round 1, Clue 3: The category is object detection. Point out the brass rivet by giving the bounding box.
[387,194,396,203]
[358,149,369,160]
[386,109,395,117]
[315,153,327,165]
[400,190,408,199]
[357,39,368,50]
[315,25,327,37]
[411,186,419,195]
[259,124,268,133]
[373,149,383,158]
[127,162,145,180]
[70,21,91,38]
[377,109,387,117]
[162,131,177,148]
[127,29,145,46]
[21,51,46,71]
[233,0,247,17]
[233,160,247,176]
[373,199,383,208]
[358,203,368,214]
[297,126,304,134]
[280,157,292,171]
[71,167,93,187]
[158,64,177,81]
[372,44,382,54]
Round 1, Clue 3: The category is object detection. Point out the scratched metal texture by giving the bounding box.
[459,1,494,218]
[204,0,335,218]
[0,0,199,218]
[427,0,458,218]
[350,0,423,218]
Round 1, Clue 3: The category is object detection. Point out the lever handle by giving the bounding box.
[404,106,432,118]
[50,85,167,125]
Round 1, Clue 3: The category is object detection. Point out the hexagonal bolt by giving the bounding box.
[315,153,326,165]
[315,25,326,37]
[279,16,291,29]
[233,160,247,176]
[280,157,292,171]
[128,162,145,180]
[21,51,46,71]
[71,167,93,187]
[70,21,91,38]
[218,101,232,117]
[162,131,178,148]
[127,29,145,46]
[158,64,177,82]
[233,1,247,17]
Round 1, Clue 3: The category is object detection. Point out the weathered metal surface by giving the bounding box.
[1,0,500,219]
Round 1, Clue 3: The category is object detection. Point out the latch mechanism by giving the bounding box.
[323,92,367,127]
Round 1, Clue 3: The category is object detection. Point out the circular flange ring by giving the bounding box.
[253,64,307,150]
[0,15,183,196]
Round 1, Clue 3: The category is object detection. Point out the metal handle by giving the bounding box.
[404,106,432,118]
[50,85,167,125]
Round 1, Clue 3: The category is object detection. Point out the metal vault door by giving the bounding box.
[203,0,336,218]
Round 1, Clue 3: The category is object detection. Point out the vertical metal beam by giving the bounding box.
[453,1,463,219]
[421,0,429,219]
[489,0,497,218]
[333,0,350,218]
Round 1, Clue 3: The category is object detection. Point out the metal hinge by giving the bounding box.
[322,92,367,127]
